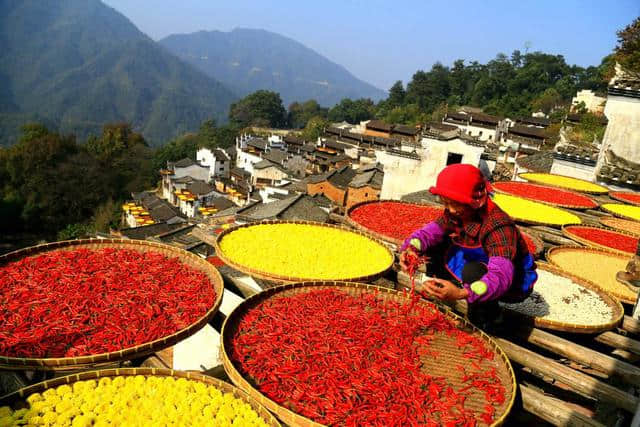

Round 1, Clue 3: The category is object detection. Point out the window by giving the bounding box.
[446,152,463,165]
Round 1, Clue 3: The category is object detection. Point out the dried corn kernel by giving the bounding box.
[492,193,581,226]
[219,223,393,280]
[520,173,608,194]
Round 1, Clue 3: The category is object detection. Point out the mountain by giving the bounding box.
[159,28,387,108]
[0,0,237,146]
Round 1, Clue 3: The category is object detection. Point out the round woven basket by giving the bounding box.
[221,282,517,427]
[561,224,639,256]
[492,193,582,227]
[0,367,280,426]
[492,181,599,210]
[345,199,444,246]
[609,191,640,207]
[600,216,640,237]
[546,246,637,304]
[601,203,640,223]
[0,238,224,371]
[501,264,623,334]
[518,173,609,195]
[214,220,394,285]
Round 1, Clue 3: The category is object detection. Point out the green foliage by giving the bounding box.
[92,198,120,233]
[327,98,376,124]
[288,100,328,129]
[614,17,640,76]
[302,116,330,142]
[387,81,406,108]
[530,88,563,114]
[567,113,607,144]
[57,223,96,241]
[229,90,288,128]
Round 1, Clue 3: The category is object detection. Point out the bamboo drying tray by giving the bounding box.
[600,216,640,237]
[609,191,640,207]
[214,220,394,285]
[518,173,609,195]
[0,367,280,427]
[562,224,638,256]
[221,282,517,427]
[345,199,444,246]
[501,264,623,334]
[601,203,640,222]
[492,193,582,227]
[492,181,599,210]
[546,246,637,304]
[0,238,224,371]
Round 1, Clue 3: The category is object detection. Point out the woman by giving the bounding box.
[399,164,537,332]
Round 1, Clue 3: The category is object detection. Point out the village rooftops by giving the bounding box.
[235,194,329,223]
[444,111,469,123]
[469,112,502,126]
[208,196,236,211]
[284,135,305,146]
[246,138,268,151]
[508,124,546,140]
[323,139,352,151]
[349,168,383,190]
[515,151,554,173]
[213,148,230,161]
[169,158,197,169]
[609,77,640,98]
[171,175,195,184]
[230,167,251,178]
[392,124,421,136]
[517,116,551,127]
[300,144,317,153]
[119,222,186,240]
[262,148,289,165]
[186,180,215,196]
[366,120,393,132]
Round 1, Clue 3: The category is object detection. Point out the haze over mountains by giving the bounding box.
[159,28,386,108]
[0,0,385,146]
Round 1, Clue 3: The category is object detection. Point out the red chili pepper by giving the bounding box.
[0,248,216,358]
[493,181,597,209]
[611,191,640,205]
[230,288,505,425]
[564,225,637,253]
[350,202,443,242]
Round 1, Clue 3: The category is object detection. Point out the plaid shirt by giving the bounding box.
[435,199,529,260]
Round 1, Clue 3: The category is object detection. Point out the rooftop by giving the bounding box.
[262,149,288,165]
[392,124,421,135]
[119,222,186,240]
[366,120,392,132]
[171,158,196,168]
[186,180,215,196]
[508,124,547,139]
[236,194,329,223]
[515,151,554,173]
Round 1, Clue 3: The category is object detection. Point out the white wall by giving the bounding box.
[550,159,596,182]
[173,164,210,182]
[572,90,606,114]
[236,150,262,174]
[376,138,484,199]
[599,94,640,165]
[252,167,289,185]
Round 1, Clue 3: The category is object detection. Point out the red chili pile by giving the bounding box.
[0,248,216,358]
[611,191,640,205]
[564,226,638,253]
[350,201,443,242]
[493,182,597,209]
[230,288,506,426]
[520,232,538,256]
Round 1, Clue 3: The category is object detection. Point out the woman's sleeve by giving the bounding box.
[400,220,445,255]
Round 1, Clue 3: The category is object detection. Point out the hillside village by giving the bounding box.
[112,67,639,259]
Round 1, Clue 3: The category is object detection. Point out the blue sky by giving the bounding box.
[103,0,638,91]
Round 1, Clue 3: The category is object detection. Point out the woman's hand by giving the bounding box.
[423,278,469,301]
[399,248,418,272]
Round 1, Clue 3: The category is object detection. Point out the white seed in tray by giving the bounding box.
[500,269,613,325]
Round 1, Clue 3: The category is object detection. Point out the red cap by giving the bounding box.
[429,164,491,208]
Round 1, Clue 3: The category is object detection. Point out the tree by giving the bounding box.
[327,98,375,123]
[614,17,640,77]
[531,88,563,114]
[405,63,450,111]
[302,116,330,142]
[387,81,406,108]
[288,100,327,129]
[229,90,288,128]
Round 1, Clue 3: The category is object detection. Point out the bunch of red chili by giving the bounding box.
[0,248,216,358]
[564,226,637,253]
[230,288,505,426]
[493,182,597,209]
[350,201,443,242]
[611,191,640,205]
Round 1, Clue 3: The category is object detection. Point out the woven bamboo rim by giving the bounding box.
[609,191,640,207]
[220,282,517,427]
[501,264,623,334]
[518,172,609,195]
[600,216,640,237]
[601,203,640,223]
[345,199,444,246]
[0,367,280,426]
[0,238,224,370]
[492,181,599,210]
[492,194,582,228]
[518,227,544,259]
[561,224,638,256]
[546,246,637,304]
[213,220,394,284]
